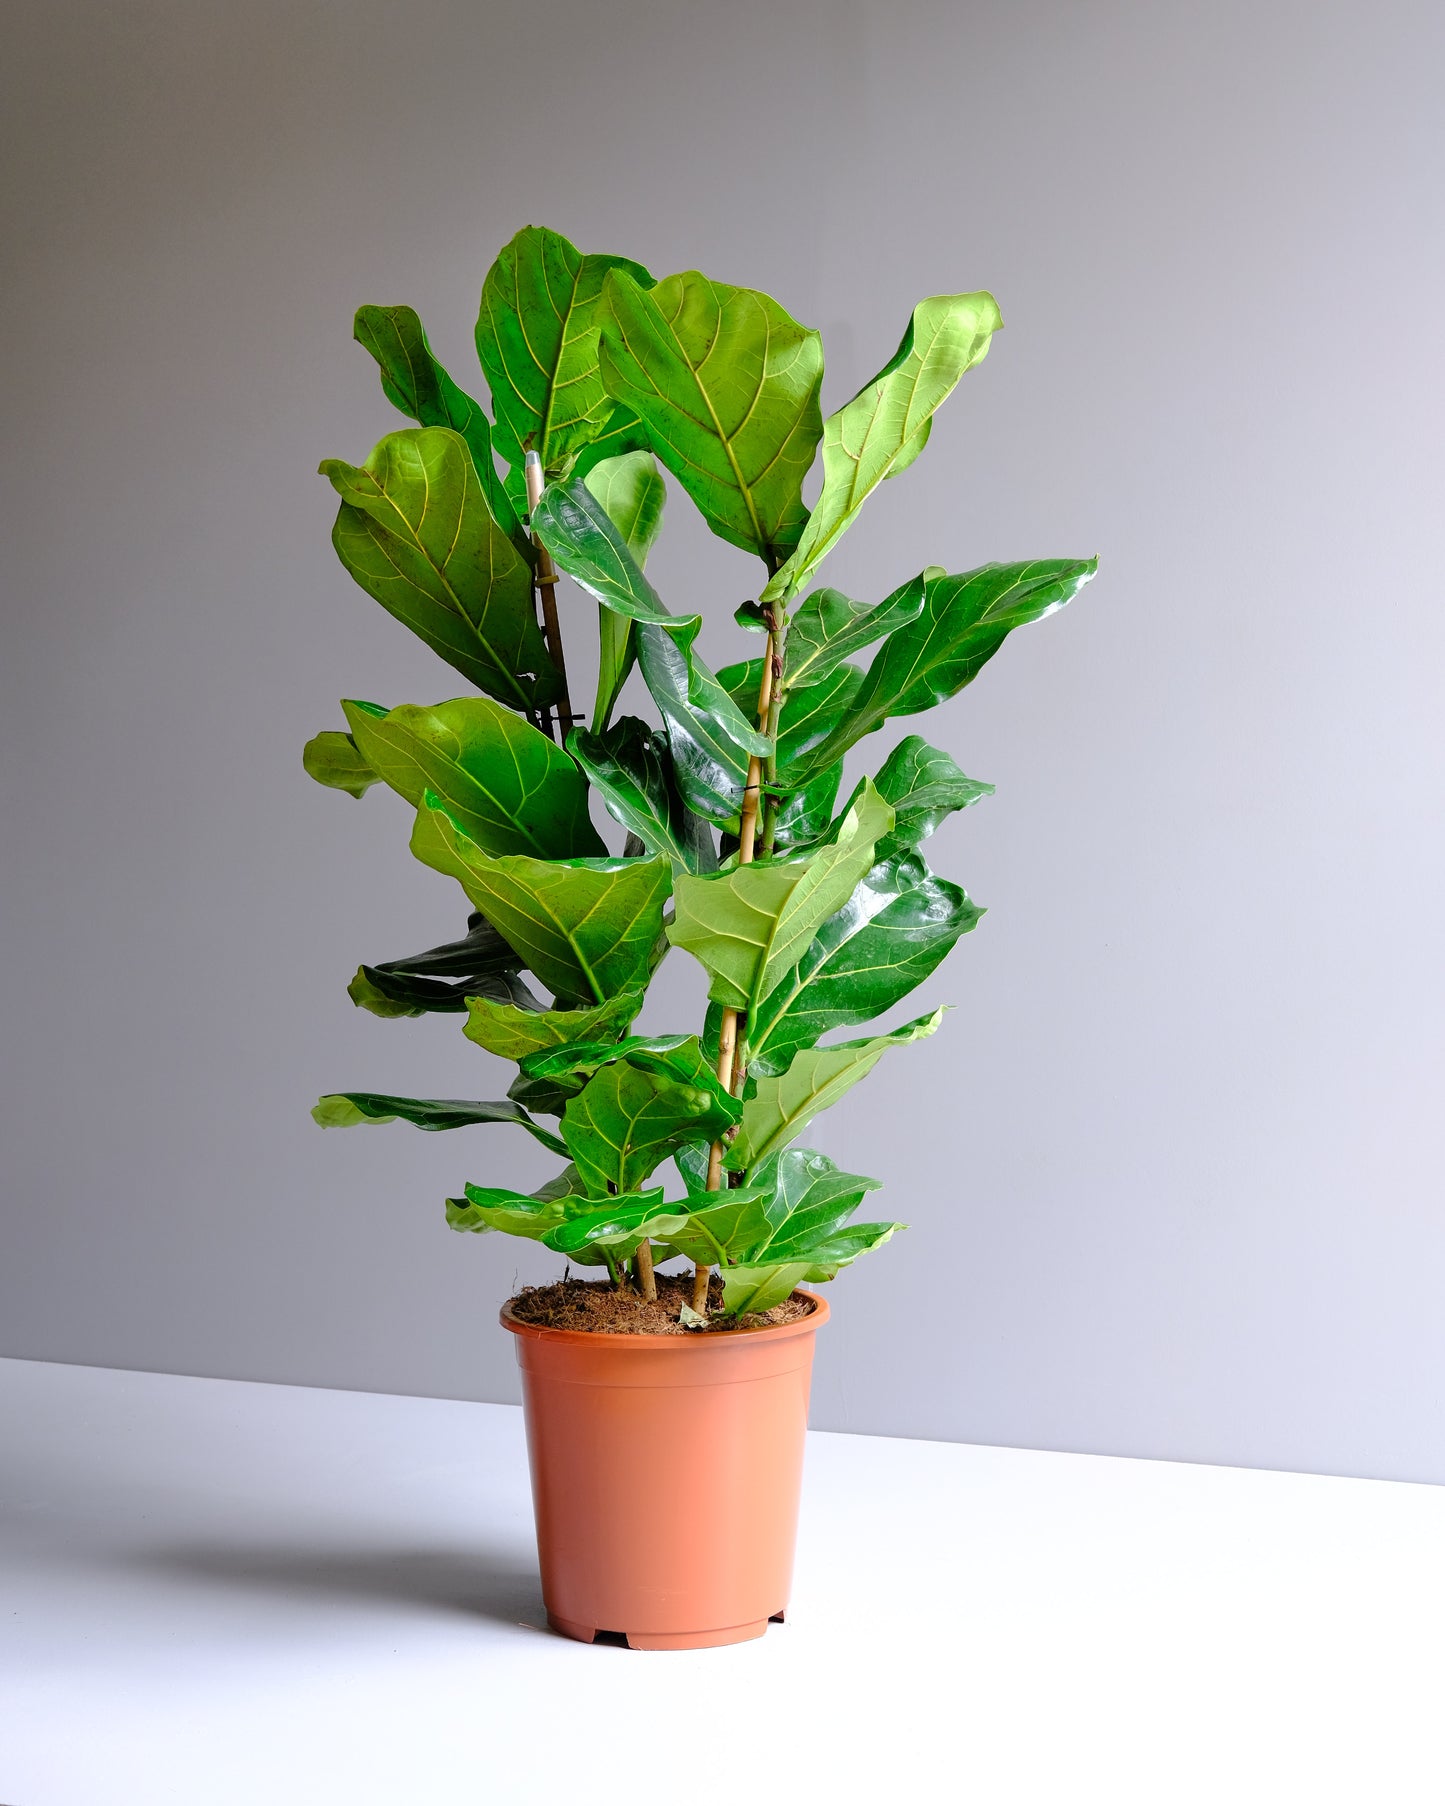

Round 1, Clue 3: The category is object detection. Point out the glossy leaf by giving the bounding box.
[562,1059,740,1194]
[352,303,522,540]
[783,573,928,689]
[654,1184,775,1269]
[796,1220,904,1280]
[771,759,844,855]
[532,480,769,821]
[302,729,379,799]
[312,1091,566,1154]
[321,427,556,712]
[583,450,667,728]
[598,267,824,566]
[463,986,644,1060]
[341,694,602,859]
[447,1185,569,1239]
[348,963,537,1019]
[753,1146,883,1253]
[544,1190,687,1257]
[762,293,1002,602]
[725,1007,945,1170]
[475,225,652,477]
[411,795,671,1004]
[744,852,980,1075]
[668,783,894,1011]
[798,559,1099,776]
[568,718,716,875]
[869,734,993,851]
[719,1264,814,1316]
[719,658,863,776]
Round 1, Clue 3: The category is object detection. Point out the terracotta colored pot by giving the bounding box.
[502,1292,828,1650]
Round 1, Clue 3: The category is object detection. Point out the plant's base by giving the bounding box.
[547,1609,785,1651]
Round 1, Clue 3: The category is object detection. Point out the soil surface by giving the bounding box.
[506,1273,814,1335]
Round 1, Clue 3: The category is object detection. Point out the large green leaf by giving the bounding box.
[762,293,1002,602]
[783,574,928,689]
[725,1007,945,1171]
[447,1185,570,1239]
[568,718,716,875]
[411,795,670,1004]
[475,225,653,479]
[654,1184,775,1268]
[532,480,769,822]
[561,1057,740,1194]
[869,734,993,852]
[347,963,537,1018]
[321,427,556,712]
[598,267,824,567]
[795,1220,903,1280]
[719,658,863,776]
[744,852,981,1075]
[302,729,379,799]
[797,559,1099,776]
[352,303,522,541]
[545,1191,688,1259]
[312,1091,566,1154]
[583,451,666,728]
[463,986,644,1060]
[752,1147,884,1256]
[668,783,894,1011]
[341,695,602,859]
[719,1264,815,1316]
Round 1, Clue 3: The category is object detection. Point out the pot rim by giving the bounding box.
[500,1287,829,1348]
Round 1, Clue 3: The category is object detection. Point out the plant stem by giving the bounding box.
[524,451,576,743]
[759,611,787,857]
[694,615,781,1304]
[633,1238,657,1301]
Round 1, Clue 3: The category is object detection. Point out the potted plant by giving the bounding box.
[306,226,1095,1649]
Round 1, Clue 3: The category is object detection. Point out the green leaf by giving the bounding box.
[302,729,379,799]
[771,760,844,855]
[568,719,717,875]
[321,427,556,712]
[352,303,522,541]
[783,574,928,689]
[796,1220,904,1280]
[411,795,671,1004]
[744,852,981,1075]
[798,559,1099,776]
[447,1186,570,1239]
[341,694,602,859]
[312,1091,566,1154]
[752,1146,883,1254]
[475,225,653,476]
[865,734,993,858]
[654,1184,776,1268]
[561,1057,740,1194]
[544,1190,687,1257]
[598,267,824,567]
[522,1032,732,1100]
[583,450,666,728]
[583,449,665,563]
[668,782,894,1011]
[719,1264,814,1317]
[463,986,644,1060]
[762,293,1002,602]
[725,1007,945,1170]
[346,963,538,1019]
[532,480,769,822]
[720,658,862,776]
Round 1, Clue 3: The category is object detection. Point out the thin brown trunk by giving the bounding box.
[633,1238,657,1301]
[524,451,575,742]
[693,619,780,1307]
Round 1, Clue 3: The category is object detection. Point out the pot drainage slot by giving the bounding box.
[592,1628,629,1647]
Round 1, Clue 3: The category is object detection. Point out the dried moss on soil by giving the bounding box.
[506,1273,814,1335]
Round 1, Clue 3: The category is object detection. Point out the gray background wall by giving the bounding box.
[4,0,1442,1482]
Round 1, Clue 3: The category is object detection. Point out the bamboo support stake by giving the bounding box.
[692,618,779,1313]
[524,451,576,743]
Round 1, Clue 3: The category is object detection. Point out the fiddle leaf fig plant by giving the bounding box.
[308,224,1096,1320]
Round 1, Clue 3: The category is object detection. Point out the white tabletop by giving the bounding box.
[2,1355,1442,1805]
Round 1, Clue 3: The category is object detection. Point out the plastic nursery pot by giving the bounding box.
[502,1291,828,1651]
